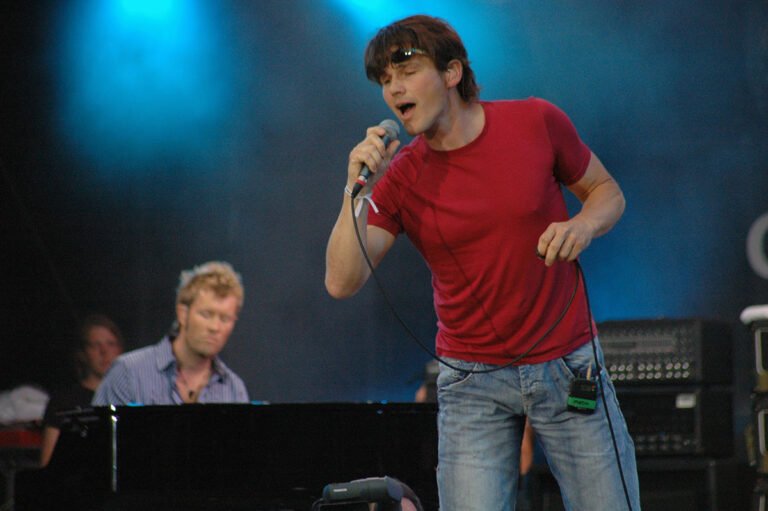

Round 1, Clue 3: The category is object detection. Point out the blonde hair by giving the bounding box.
[176,261,244,311]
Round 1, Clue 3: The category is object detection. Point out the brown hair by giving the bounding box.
[75,314,124,380]
[176,261,244,311]
[364,15,479,103]
[78,314,124,350]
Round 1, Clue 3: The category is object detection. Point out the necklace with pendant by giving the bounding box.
[176,367,208,403]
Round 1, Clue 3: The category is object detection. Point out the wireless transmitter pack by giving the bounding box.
[567,377,597,414]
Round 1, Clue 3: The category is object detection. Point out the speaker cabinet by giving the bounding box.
[529,458,745,511]
[617,386,733,457]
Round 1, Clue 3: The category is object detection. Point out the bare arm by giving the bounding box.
[537,152,625,266]
[39,426,60,467]
[325,126,400,298]
[325,205,396,298]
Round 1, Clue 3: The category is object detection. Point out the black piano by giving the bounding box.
[15,403,438,511]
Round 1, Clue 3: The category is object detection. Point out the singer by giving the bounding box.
[325,15,639,511]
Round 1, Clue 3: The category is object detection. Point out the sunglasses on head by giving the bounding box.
[390,47,427,64]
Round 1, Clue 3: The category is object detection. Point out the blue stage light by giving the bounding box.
[53,0,237,174]
[117,0,178,20]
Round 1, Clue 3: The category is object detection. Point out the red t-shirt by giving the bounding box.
[368,98,595,365]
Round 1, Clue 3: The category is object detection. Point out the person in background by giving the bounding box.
[93,261,249,406]
[413,360,438,404]
[40,314,124,466]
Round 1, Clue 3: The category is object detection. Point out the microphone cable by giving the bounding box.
[579,261,634,511]
[348,199,634,510]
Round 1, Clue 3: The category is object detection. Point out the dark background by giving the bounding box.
[2,0,767,454]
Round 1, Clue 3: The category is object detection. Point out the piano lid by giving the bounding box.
[18,403,438,511]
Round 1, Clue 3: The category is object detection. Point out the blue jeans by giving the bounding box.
[436,339,640,511]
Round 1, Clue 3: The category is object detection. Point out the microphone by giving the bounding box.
[351,119,400,199]
[322,476,403,504]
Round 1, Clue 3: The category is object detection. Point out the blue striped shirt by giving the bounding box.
[92,336,249,406]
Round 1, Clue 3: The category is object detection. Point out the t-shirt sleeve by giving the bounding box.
[42,391,64,428]
[535,98,592,185]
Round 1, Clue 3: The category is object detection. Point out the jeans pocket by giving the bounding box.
[436,357,478,392]
[556,341,597,382]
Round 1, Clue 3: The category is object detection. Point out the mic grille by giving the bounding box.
[379,119,400,139]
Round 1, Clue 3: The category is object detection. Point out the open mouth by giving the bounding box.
[398,103,415,116]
